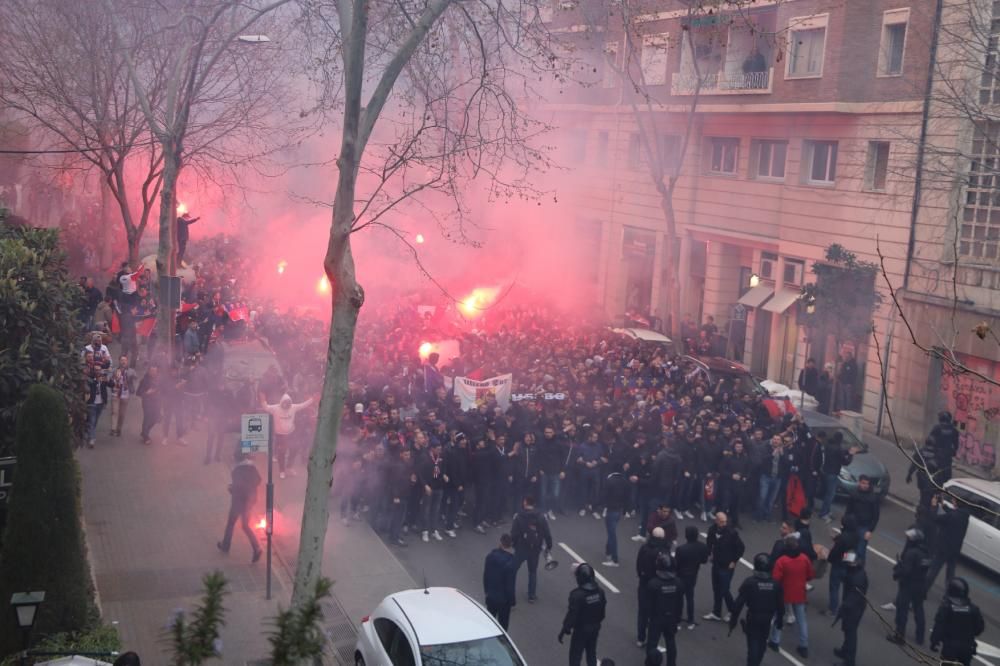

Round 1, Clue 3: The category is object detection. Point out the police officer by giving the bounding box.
[887,527,929,646]
[559,562,607,666]
[929,411,959,483]
[833,551,867,666]
[729,553,784,666]
[644,552,684,666]
[930,578,985,666]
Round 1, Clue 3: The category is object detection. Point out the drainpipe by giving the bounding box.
[903,0,944,290]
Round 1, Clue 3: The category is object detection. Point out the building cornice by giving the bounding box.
[541,100,925,115]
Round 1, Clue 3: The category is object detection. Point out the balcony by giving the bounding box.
[670,67,774,96]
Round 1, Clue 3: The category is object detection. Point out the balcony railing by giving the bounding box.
[670,67,774,96]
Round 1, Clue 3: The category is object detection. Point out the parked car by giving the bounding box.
[354,587,527,666]
[800,410,891,500]
[679,355,767,397]
[943,478,1000,573]
[611,327,674,355]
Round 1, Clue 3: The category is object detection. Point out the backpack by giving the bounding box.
[520,512,543,549]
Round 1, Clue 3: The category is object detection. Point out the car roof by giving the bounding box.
[389,587,501,646]
[945,477,1000,501]
[682,355,750,374]
[799,410,843,428]
[612,328,673,344]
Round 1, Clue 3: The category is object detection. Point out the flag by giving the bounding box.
[455,374,513,411]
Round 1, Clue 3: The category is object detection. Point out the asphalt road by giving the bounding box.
[384,495,1000,666]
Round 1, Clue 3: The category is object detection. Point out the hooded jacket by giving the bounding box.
[772,546,815,604]
[636,535,671,584]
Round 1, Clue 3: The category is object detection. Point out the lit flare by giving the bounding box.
[277,260,287,275]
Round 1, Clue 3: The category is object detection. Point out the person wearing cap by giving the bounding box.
[635,526,672,646]
[559,562,606,666]
[929,411,960,484]
[262,392,314,479]
[832,551,867,666]
[929,577,985,666]
[483,533,517,630]
[729,553,785,666]
[643,552,684,666]
[887,526,930,646]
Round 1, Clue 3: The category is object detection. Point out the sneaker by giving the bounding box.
[279,472,286,480]
[700,511,708,522]
[527,596,537,603]
[806,583,814,592]
[352,511,361,521]
[702,612,722,622]
[592,512,602,520]
[288,468,298,477]
[402,525,410,535]
[393,539,408,548]
[636,640,644,648]
[786,613,795,625]
[176,438,188,447]
[631,534,646,542]
[687,623,698,630]
[547,510,557,521]
[880,602,896,611]
[724,614,732,622]
[216,541,229,553]
[579,509,587,517]
[602,560,620,567]
[474,525,487,535]
[432,530,443,541]
[87,439,96,449]
[767,641,780,652]
[602,507,607,518]
[445,529,457,538]
[684,510,695,519]
[823,515,834,524]
[422,531,429,543]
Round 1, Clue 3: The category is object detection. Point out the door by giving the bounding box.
[374,618,417,666]
[948,485,1000,570]
[751,309,772,377]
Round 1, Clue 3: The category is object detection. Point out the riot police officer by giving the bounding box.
[887,527,929,646]
[644,552,684,666]
[930,577,985,666]
[559,562,607,666]
[729,553,785,666]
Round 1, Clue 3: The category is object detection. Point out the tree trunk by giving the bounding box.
[156,143,180,355]
[100,181,113,271]
[128,230,140,267]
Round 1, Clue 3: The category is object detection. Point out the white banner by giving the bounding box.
[455,374,513,412]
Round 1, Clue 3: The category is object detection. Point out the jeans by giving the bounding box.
[513,549,540,599]
[421,488,444,533]
[769,602,808,648]
[140,400,160,440]
[542,473,562,514]
[579,468,600,509]
[444,487,464,528]
[486,598,511,631]
[711,565,735,616]
[389,499,407,541]
[221,501,260,554]
[855,527,871,563]
[925,552,958,593]
[828,564,845,614]
[86,403,105,442]
[819,473,839,517]
[757,475,780,521]
[894,585,925,643]
[605,510,621,562]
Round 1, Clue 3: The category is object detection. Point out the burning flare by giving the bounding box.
[277,260,287,275]
[176,202,188,216]
[458,287,500,318]
[415,233,425,244]
[256,518,267,530]
[418,341,433,359]
[317,275,330,294]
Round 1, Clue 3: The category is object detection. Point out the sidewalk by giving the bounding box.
[78,391,413,665]
[863,427,994,507]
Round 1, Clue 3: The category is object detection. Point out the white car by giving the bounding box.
[943,478,1000,573]
[354,587,527,666]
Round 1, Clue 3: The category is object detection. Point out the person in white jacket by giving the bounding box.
[263,393,313,479]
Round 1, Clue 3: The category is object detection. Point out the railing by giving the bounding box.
[670,67,774,96]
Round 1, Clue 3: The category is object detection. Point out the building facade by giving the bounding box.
[546,0,932,429]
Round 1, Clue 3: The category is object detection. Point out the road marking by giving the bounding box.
[864,544,896,565]
[976,640,1000,659]
[557,542,620,594]
[884,494,915,511]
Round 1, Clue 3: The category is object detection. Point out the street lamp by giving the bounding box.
[749,273,760,288]
[10,591,44,654]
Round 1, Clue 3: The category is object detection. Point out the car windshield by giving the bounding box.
[420,635,523,666]
[808,425,868,453]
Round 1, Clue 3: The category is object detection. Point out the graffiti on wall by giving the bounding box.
[940,353,999,470]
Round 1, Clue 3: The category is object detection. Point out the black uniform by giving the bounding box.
[729,573,785,666]
[644,570,685,666]
[636,534,672,643]
[891,538,929,643]
[930,595,985,666]
[561,581,607,666]
[835,566,868,666]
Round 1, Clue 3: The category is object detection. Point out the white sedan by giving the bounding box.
[354,587,527,666]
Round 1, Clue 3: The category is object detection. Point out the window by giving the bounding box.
[601,42,619,88]
[760,251,778,280]
[641,34,669,86]
[981,2,1000,104]
[783,258,805,286]
[751,139,788,179]
[961,121,1000,261]
[628,133,645,167]
[878,10,908,76]
[421,636,523,666]
[802,140,838,184]
[786,15,828,78]
[865,141,891,191]
[373,619,416,666]
[707,137,739,175]
[596,130,609,164]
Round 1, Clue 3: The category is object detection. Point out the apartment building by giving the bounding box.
[544,0,933,427]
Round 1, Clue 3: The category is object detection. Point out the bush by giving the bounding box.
[0,384,98,658]
[0,624,121,666]
[0,222,85,455]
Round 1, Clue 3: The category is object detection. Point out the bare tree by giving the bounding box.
[289,0,565,610]
[105,0,298,346]
[0,0,165,266]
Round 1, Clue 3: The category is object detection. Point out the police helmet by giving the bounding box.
[655,552,673,572]
[904,526,924,542]
[939,410,953,425]
[946,577,970,599]
[753,553,770,572]
[575,562,596,586]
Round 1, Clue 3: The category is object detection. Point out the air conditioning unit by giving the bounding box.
[760,256,775,279]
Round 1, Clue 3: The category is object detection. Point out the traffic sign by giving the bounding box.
[241,413,270,453]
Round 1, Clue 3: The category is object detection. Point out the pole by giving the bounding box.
[266,414,274,600]
[801,330,809,411]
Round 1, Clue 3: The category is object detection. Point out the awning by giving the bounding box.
[762,289,801,314]
[737,284,774,308]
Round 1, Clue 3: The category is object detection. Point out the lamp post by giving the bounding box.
[10,591,44,665]
[749,273,760,288]
[799,289,818,410]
